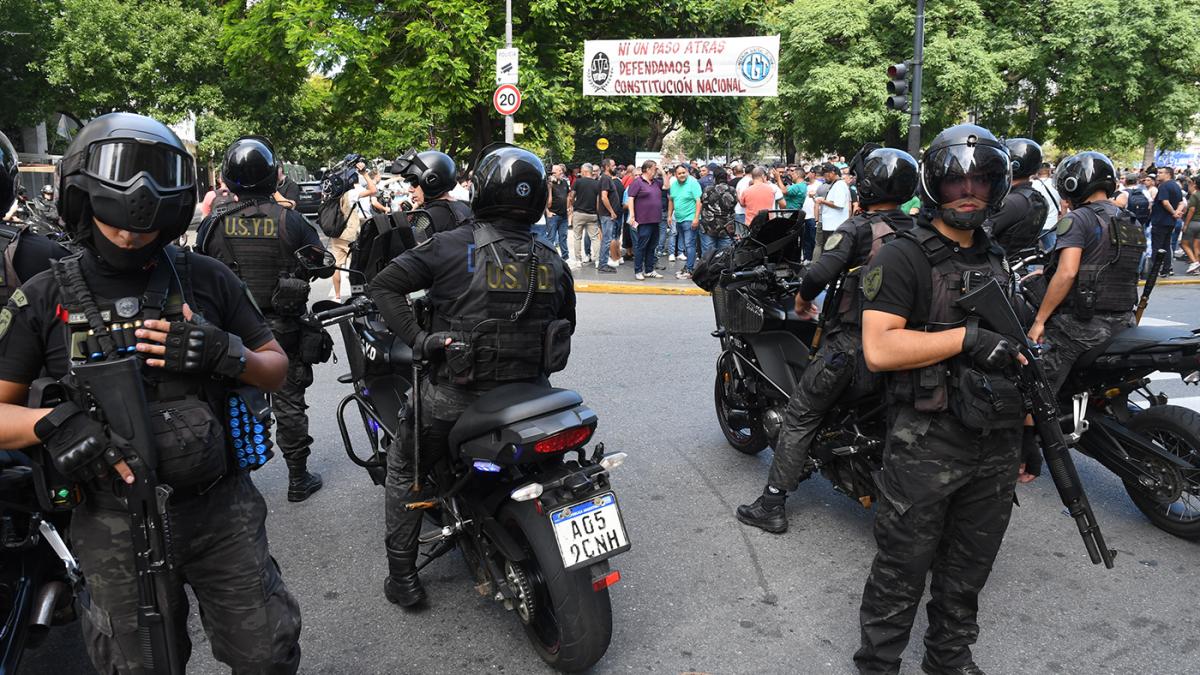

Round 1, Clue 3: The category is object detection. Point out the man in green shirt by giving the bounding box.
[900,195,921,215]
[668,164,703,278]
[776,166,808,211]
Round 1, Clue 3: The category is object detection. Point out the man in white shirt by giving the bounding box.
[1029,162,1065,249]
[812,163,850,259]
[449,175,471,201]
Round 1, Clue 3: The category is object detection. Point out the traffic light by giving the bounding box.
[886,62,909,112]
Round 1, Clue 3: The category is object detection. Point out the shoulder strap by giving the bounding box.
[174,247,197,309]
[899,225,952,266]
[52,252,117,359]
[141,252,174,321]
[0,223,24,290]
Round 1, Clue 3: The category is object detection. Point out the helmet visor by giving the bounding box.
[923,143,1009,206]
[85,140,194,189]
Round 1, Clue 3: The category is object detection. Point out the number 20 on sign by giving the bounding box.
[494,84,522,116]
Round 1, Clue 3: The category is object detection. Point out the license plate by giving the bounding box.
[549,492,630,571]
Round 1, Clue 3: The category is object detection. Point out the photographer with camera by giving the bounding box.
[393,150,472,235]
[330,160,376,301]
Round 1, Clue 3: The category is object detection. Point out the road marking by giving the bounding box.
[1139,317,1187,327]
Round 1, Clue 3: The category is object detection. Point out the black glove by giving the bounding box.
[416,331,453,360]
[962,322,1020,370]
[34,402,124,482]
[1021,425,1042,478]
[159,321,246,379]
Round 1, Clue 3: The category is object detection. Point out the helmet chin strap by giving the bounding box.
[939,206,988,231]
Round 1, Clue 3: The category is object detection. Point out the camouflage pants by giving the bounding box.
[768,330,860,492]
[271,322,314,467]
[73,473,302,674]
[854,405,1021,675]
[1041,312,1133,395]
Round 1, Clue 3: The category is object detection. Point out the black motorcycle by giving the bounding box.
[0,442,81,672]
[299,244,630,673]
[705,212,886,508]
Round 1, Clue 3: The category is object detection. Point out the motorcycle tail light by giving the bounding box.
[533,426,594,454]
[592,569,621,592]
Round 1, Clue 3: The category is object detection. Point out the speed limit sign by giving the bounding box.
[493,84,522,116]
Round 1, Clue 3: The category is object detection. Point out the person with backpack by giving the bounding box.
[1030,162,1065,250]
[330,163,376,300]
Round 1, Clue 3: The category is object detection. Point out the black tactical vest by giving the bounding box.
[1047,200,1143,316]
[432,223,564,385]
[425,199,474,235]
[835,210,912,330]
[53,250,230,489]
[0,223,26,306]
[886,226,1013,413]
[201,198,300,314]
[995,182,1049,257]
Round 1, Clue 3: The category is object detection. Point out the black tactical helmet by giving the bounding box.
[919,123,1011,230]
[1004,138,1043,180]
[471,144,548,223]
[1055,151,1117,208]
[849,143,919,207]
[0,131,17,214]
[406,150,457,199]
[58,112,197,241]
[222,136,278,197]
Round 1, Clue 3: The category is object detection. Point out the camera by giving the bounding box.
[320,153,365,206]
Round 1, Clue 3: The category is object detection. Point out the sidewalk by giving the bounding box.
[569,254,710,296]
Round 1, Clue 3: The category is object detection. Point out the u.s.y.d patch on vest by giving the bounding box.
[863,266,883,301]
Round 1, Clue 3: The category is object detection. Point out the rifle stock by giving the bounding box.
[955,279,1116,569]
[1135,249,1167,325]
[71,356,183,674]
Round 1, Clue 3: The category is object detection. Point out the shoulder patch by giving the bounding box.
[824,232,843,250]
[1055,216,1074,236]
[9,289,26,308]
[863,266,884,301]
[0,308,12,340]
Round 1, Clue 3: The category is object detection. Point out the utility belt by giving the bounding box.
[1024,274,1129,322]
[89,471,236,511]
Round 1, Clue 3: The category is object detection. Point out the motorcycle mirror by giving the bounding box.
[294,244,335,271]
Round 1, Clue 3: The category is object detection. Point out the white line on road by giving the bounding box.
[1139,317,1188,327]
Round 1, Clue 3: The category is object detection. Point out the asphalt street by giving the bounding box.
[21,283,1200,675]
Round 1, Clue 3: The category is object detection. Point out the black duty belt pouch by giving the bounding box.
[1072,286,1096,321]
[949,368,1024,432]
[1021,272,1048,309]
[912,365,948,413]
[149,398,227,488]
[444,342,477,386]
[299,323,334,365]
[543,319,572,373]
[271,277,311,317]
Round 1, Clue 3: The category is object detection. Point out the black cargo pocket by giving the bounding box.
[150,399,227,489]
[543,319,573,373]
[912,365,948,413]
[299,323,334,365]
[949,368,1024,432]
[270,277,311,317]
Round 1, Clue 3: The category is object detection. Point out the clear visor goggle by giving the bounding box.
[83,139,195,189]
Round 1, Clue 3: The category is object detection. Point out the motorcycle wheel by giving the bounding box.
[499,501,612,673]
[713,353,768,455]
[1124,404,1200,539]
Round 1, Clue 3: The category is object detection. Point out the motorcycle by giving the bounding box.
[0,381,84,672]
[706,211,886,507]
[708,222,1200,540]
[297,240,630,673]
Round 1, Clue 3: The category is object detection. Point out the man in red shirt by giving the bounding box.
[739,167,784,226]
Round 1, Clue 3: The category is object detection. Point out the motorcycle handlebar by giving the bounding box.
[309,297,373,327]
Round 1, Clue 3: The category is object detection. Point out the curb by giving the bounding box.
[573,281,710,296]
[1149,278,1200,286]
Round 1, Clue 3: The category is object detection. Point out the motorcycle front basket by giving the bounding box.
[713,284,764,334]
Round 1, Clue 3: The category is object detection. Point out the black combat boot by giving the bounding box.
[921,659,986,675]
[286,462,323,502]
[384,549,427,608]
[735,488,788,533]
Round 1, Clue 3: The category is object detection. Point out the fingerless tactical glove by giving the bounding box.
[160,321,246,379]
[34,402,123,482]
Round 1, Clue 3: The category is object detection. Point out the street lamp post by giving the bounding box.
[907,0,925,156]
[504,0,514,144]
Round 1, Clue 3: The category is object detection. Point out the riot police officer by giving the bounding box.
[854,124,1029,675]
[985,138,1050,260]
[1026,151,1141,393]
[0,113,301,673]
[395,149,472,235]
[0,131,70,304]
[199,136,332,502]
[368,144,575,607]
[736,144,918,533]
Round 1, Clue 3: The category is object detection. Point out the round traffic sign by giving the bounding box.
[596,137,609,151]
[493,84,522,116]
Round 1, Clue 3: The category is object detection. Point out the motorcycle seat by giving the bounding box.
[1075,325,1200,369]
[449,383,582,450]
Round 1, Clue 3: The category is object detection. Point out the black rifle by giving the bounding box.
[810,267,853,358]
[956,278,1116,569]
[1135,249,1167,325]
[70,356,183,674]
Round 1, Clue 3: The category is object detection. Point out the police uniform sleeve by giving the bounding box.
[0,284,51,384]
[798,222,855,301]
[861,240,920,321]
[368,236,441,346]
[1052,210,1090,251]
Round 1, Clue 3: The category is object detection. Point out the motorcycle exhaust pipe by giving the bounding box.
[29,580,67,634]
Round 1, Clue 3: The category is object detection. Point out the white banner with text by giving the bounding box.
[582,36,779,97]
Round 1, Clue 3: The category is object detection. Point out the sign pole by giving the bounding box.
[504,0,514,144]
[907,0,925,157]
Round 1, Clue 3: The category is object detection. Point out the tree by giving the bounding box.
[0,0,66,128]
